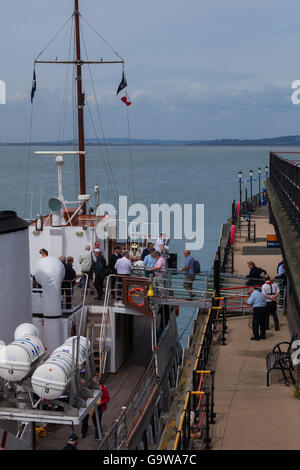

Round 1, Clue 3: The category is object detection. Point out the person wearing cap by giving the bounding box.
[63,433,78,450]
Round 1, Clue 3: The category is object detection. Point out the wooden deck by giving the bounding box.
[36,316,153,450]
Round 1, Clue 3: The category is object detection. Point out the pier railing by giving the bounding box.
[269,152,300,231]
[174,296,227,450]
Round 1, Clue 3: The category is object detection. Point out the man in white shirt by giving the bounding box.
[155,233,169,255]
[115,251,132,275]
[262,275,280,331]
[115,251,132,299]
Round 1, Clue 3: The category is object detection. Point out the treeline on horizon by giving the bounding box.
[2,135,300,146]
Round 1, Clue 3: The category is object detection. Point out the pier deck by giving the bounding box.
[211,203,300,449]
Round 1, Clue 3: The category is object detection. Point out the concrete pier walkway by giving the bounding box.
[212,315,300,450]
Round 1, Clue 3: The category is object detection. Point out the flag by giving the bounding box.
[121,96,132,106]
[116,70,127,95]
[31,69,36,103]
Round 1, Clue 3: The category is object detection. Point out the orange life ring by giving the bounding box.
[236,201,241,216]
[128,287,145,307]
[230,224,236,245]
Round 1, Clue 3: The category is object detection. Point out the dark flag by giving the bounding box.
[116,70,127,95]
[31,69,36,103]
[121,96,132,106]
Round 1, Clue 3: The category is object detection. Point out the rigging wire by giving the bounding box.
[24,105,34,219]
[79,21,137,205]
[34,15,74,62]
[80,24,120,206]
[125,104,136,205]
[80,15,124,62]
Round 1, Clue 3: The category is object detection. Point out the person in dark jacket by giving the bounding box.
[109,246,122,298]
[63,256,77,309]
[245,261,265,286]
[93,250,107,300]
[63,433,78,450]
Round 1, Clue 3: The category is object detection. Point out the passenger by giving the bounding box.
[262,275,280,331]
[115,251,132,299]
[245,261,266,286]
[59,255,66,265]
[93,381,110,443]
[148,251,167,295]
[114,250,132,275]
[81,378,110,442]
[275,261,287,308]
[246,286,267,341]
[93,249,107,301]
[93,240,104,256]
[79,244,94,294]
[143,248,156,278]
[141,242,154,261]
[63,433,78,451]
[109,246,122,298]
[63,257,77,309]
[179,250,196,298]
[39,248,48,258]
[155,233,169,256]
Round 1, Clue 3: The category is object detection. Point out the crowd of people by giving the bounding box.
[38,233,202,305]
[245,260,287,341]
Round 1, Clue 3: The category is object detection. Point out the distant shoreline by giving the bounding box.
[2,136,300,147]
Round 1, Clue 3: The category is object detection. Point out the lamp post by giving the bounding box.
[238,170,243,204]
[265,165,269,179]
[249,169,253,203]
[258,167,262,205]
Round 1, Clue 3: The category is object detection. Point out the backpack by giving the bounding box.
[193,260,201,274]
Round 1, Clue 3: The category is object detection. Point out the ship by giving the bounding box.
[0,1,183,451]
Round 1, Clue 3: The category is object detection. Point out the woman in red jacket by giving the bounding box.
[81,381,110,442]
[92,382,110,442]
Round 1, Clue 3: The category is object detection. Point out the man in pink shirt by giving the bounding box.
[148,251,167,295]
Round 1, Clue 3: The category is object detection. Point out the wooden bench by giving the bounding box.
[266,338,296,387]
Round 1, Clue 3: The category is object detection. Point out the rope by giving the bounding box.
[34,15,74,61]
[80,24,120,206]
[80,15,124,62]
[125,103,136,205]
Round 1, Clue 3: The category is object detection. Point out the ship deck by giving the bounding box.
[36,313,152,450]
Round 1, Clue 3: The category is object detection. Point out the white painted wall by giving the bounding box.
[29,224,109,276]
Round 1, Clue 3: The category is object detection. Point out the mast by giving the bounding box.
[74,0,86,213]
[34,1,124,215]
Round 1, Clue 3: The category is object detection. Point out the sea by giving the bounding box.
[0,144,294,346]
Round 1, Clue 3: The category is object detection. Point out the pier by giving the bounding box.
[161,155,300,450]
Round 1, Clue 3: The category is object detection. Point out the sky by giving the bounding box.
[1,0,300,141]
